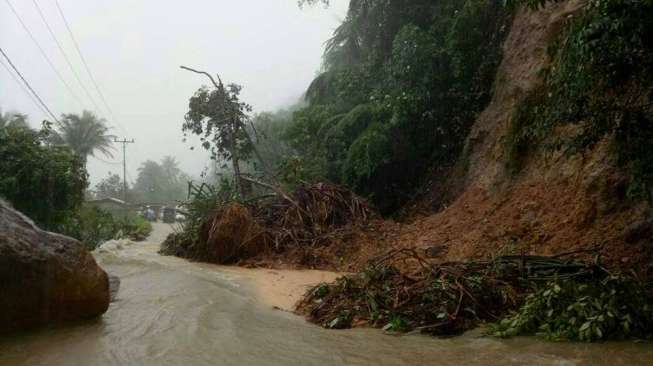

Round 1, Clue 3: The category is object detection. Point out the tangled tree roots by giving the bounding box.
[162,182,375,265]
[194,203,266,264]
[297,248,620,336]
[255,182,375,250]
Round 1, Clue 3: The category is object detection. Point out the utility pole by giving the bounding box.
[114,138,135,202]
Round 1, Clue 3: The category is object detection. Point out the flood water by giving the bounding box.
[1,224,652,366]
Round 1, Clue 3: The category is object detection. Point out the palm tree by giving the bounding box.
[0,108,29,130]
[52,110,115,165]
[161,156,181,182]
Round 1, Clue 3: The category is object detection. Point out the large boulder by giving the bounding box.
[0,200,110,333]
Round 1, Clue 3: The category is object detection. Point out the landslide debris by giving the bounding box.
[161,182,375,267]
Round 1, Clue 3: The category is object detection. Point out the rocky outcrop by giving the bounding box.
[0,200,110,333]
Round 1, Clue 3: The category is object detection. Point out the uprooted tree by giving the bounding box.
[181,66,254,197]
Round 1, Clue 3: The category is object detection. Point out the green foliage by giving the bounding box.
[0,124,88,229]
[131,157,189,204]
[0,108,29,130]
[248,109,295,172]
[286,0,512,212]
[323,104,386,180]
[167,179,240,252]
[59,207,153,249]
[507,0,653,201]
[490,275,653,341]
[93,173,124,200]
[301,260,513,335]
[51,110,116,165]
[59,207,117,249]
[283,104,335,181]
[183,80,253,197]
[341,122,392,194]
[125,215,153,241]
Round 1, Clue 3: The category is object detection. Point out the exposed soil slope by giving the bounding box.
[165,2,651,278]
[346,1,652,276]
[283,1,652,275]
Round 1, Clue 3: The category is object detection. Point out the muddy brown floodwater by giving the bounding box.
[1,223,652,365]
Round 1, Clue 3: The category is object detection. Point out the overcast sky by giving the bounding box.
[0,0,347,185]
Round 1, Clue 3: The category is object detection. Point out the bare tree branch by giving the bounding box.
[240,175,299,208]
[180,65,223,89]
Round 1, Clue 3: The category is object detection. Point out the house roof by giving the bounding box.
[86,197,127,205]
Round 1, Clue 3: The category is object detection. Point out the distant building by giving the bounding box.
[84,197,137,219]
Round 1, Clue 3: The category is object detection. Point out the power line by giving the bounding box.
[3,0,85,109]
[0,46,59,123]
[90,155,123,166]
[54,0,117,123]
[28,0,104,112]
[0,56,50,117]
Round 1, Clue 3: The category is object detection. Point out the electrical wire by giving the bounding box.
[90,155,123,166]
[29,0,105,113]
[0,46,59,123]
[0,56,50,117]
[3,0,85,109]
[53,0,118,125]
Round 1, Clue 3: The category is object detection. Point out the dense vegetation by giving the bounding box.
[282,0,512,212]
[0,123,87,229]
[507,0,653,201]
[50,111,115,166]
[300,250,653,341]
[491,275,653,341]
[131,157,189,204]
[172,0,653,342]
[182,1,512,213]
[0,110,152,248]
[60,207,152,249]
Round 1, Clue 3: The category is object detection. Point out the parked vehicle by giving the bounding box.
[162,207,176,223]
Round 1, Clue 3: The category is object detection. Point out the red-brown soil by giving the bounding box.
[242,0,652,278]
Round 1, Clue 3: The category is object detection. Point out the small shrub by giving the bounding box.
[490,275,653,341]
[59,207,152,249]
[120,215,153,241]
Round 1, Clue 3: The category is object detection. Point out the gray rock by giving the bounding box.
[0,200,110,333]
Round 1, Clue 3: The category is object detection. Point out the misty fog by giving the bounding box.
[0,0,347,184]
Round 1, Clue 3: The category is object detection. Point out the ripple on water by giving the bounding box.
[1,239,652,366]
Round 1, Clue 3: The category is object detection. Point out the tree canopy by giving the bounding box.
[0,123,87,229]
[51,110,115,165]
[182,69,254,196]
[283,0,511,212]
[0,108,29,130]
[132,157,188,205]
[93,173,124,200]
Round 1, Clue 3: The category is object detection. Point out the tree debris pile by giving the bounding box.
[161,182,375,265]
[253,182,374,248]
[297,248,651,339]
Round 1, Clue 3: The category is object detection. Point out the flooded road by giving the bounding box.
[1,224,652,365]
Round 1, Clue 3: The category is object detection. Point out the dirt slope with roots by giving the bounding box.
[326,1,652,277]
[166,2,652,278]
[387,0,652,275]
